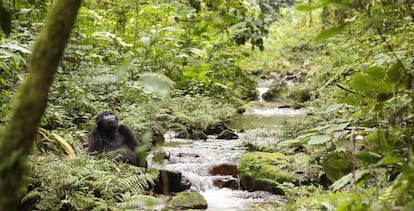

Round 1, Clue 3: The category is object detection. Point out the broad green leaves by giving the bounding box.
[308,134,331,145]
[281,120,349,146]
[345,63,406,106]
[315,25,345,41]
[140,73,175,98]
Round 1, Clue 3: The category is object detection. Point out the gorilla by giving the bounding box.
[87,111,147,168]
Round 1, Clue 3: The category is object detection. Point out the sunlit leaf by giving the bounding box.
[331,169,369,191]
[0,42,31,54]
[325,122,349,133]
[140,73,175,98]
[315,25,345,41]
[295,3,323,11]
[375,156,402,167]
[0,48,26,64]
[51,133,77,160]
[190,48,207,57]
[308,134,331,145]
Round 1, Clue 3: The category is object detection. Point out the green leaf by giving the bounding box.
[375,156,402,167]
[295,3,323,11]
[321,0,351,5]
[325,122,350,133]
[331,169,369,191]
[308,134,331,145]
[315,25,345,41]
[190,48,207,57]
[386,63,403,83]
[365,65,386,80]
[140,73,175,98]
[325,104,349,113]
[354,151,382,164]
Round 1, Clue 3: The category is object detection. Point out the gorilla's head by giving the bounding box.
[96,111,119,131]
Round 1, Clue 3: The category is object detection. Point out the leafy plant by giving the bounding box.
[22,153,157,210]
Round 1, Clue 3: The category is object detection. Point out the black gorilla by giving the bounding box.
[87,111,147,168]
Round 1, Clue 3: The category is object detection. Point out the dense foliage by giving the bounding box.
[241,0,414,209]
[0,0,413,209]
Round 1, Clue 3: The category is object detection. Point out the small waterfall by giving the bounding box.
[257,87,269,102]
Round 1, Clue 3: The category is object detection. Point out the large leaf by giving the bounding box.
[308,134,331,145]
[350,70,392,99]
[315,25,345,41]
[140,73,175,98]
[331,169,369,191]
[354,151,382,164]
[295,3,323,11]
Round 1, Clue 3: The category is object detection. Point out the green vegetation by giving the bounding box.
[22,153,157,210]
[239,0,414,210]
[0,0,413,209]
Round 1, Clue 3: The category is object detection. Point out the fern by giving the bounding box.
[22,151,157,210]
[118,193,158,209]
[120,173,154,194]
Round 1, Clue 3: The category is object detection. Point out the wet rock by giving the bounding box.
[153,169,191,194]
[216,129,239,140]
[210,164,238,178]
[204,123,229,135]
[177,152,200,158]
[175,129,208,140]
[213,177,239,190]
[166,192,208,210]
[238,152,295,195]
[240,176,285,195]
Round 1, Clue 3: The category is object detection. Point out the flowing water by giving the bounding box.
[149,84,306,210]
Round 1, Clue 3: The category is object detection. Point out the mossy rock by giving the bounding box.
[238,152,294,195]
[216,129,239,139]
[166,192,208,210]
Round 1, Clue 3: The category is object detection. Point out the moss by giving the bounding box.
[166,192,207,210]
[239,152,294,193]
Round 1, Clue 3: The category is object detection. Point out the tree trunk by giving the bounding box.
[0,0,81,209]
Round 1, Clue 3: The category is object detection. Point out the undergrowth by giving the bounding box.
[21,151,157,210]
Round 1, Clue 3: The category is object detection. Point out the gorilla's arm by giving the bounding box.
[118,124,139,150]
[87,129,103,154]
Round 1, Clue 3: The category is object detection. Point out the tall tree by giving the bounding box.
[0,0,81,209]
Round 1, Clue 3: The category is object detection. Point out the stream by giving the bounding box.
[149,84,306,210]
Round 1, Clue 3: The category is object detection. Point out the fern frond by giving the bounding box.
[21,189,42,203]
[118,193,157,209]
[120,173,155,193]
